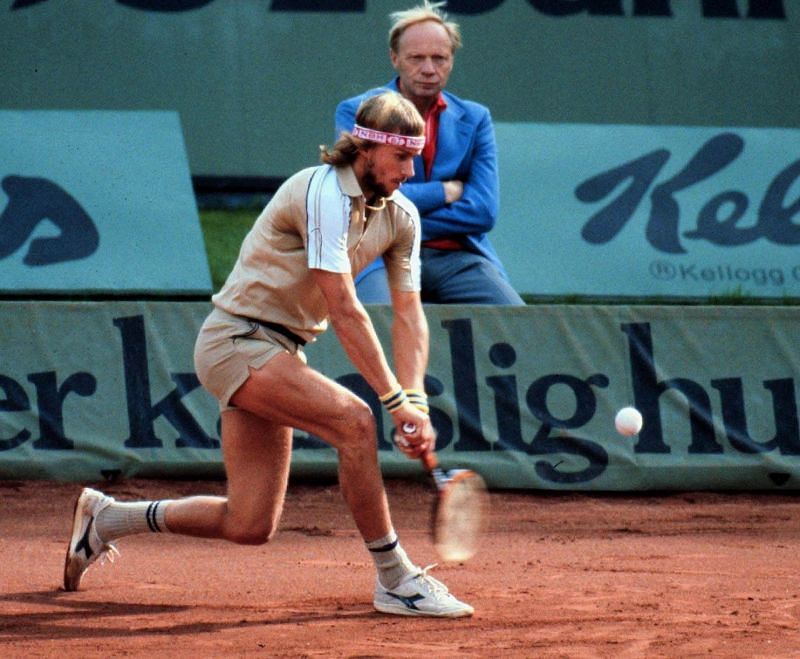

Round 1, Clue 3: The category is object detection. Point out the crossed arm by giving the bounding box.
[398,111,499,240]
[335,96,499,241]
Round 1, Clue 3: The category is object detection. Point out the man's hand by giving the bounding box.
[443,180,463,205]
[392,403,435,459]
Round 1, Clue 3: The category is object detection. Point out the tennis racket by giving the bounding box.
[402,423,488,562]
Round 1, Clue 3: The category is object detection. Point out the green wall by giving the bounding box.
[3,1,797,178]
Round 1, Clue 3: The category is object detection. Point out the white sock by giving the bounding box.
[95,500,173,543]
[366,530,417,589]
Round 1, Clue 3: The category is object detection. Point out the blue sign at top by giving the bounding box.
[494,123,800,299]
[0,110,211,296]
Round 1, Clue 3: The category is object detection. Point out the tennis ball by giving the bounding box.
[615,406,643,436]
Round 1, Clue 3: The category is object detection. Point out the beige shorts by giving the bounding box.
[194,307,306,411]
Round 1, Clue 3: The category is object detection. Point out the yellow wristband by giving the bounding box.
[379,386,407,413]
[404,388,429,414]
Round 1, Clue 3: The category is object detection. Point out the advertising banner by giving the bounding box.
[1,301,798,491]
[494,123,800,299]
[2,1,796,178]
[0,110,211,296]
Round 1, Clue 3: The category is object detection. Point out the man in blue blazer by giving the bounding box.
[335,1,524,305]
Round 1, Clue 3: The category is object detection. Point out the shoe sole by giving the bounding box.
[63,488,92,592]
[373,601,474,618]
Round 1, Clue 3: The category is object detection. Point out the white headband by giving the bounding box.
[352,124,425,150]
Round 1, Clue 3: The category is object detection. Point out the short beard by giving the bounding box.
[362,159,390,200]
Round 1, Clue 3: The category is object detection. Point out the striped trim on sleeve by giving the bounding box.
[306,166,352,273]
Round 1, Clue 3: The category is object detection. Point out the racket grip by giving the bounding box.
[420,448,439,472]
[402,423,440,472]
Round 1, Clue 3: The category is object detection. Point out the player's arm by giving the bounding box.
[387,287,434,456]
[312,269,396,395]
[311,270,430,448]
[306,166,429,449]
[384,203,428,390]
[379,202,435,454]
[389,288,428,393]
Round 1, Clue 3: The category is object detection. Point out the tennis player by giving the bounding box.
[63,91,473,618]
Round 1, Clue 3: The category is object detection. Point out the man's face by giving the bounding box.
[361,144,420,198]
[390,20,454,109]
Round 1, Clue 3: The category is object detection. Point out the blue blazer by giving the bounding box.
[335,79,509,279]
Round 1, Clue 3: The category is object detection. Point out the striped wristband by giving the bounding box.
[379,386,407,414]
[404,389,429,413]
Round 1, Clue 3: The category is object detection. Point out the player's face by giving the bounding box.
[361,144,419,199]
[391,20,454,110]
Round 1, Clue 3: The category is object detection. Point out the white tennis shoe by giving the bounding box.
[63,487,119,591]
[373,565,474,618]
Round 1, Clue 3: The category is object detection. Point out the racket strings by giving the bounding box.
[435,472,487,562]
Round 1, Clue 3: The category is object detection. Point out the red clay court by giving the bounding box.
[1,477,798,657]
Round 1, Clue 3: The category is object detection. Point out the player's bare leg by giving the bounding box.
[230,353,473,617]
[63,411,294,591]
[229,352,393,542]
[161,411,294,543]
[81,351,394,547]
[64,352,472,615]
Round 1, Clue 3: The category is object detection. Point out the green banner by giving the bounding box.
[2,2,796,178]
[1,301,798,490]
[494,123,800,299]
[0,111,211,296]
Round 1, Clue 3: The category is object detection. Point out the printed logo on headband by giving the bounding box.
[352,124,425,150]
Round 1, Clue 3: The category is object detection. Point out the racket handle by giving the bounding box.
[420,449,439,472]
[401,423,440,472]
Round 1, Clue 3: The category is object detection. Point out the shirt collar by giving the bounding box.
[428,92,448,117]
[335,164,395,204]
[336,165,363,197]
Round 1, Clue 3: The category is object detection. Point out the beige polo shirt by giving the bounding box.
[211,164,421,343]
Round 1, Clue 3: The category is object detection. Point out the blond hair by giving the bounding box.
[321,91,424,166]
[388,1,462,54]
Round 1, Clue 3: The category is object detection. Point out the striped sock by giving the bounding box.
[95,500,173,543]
[366,530,417,590]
